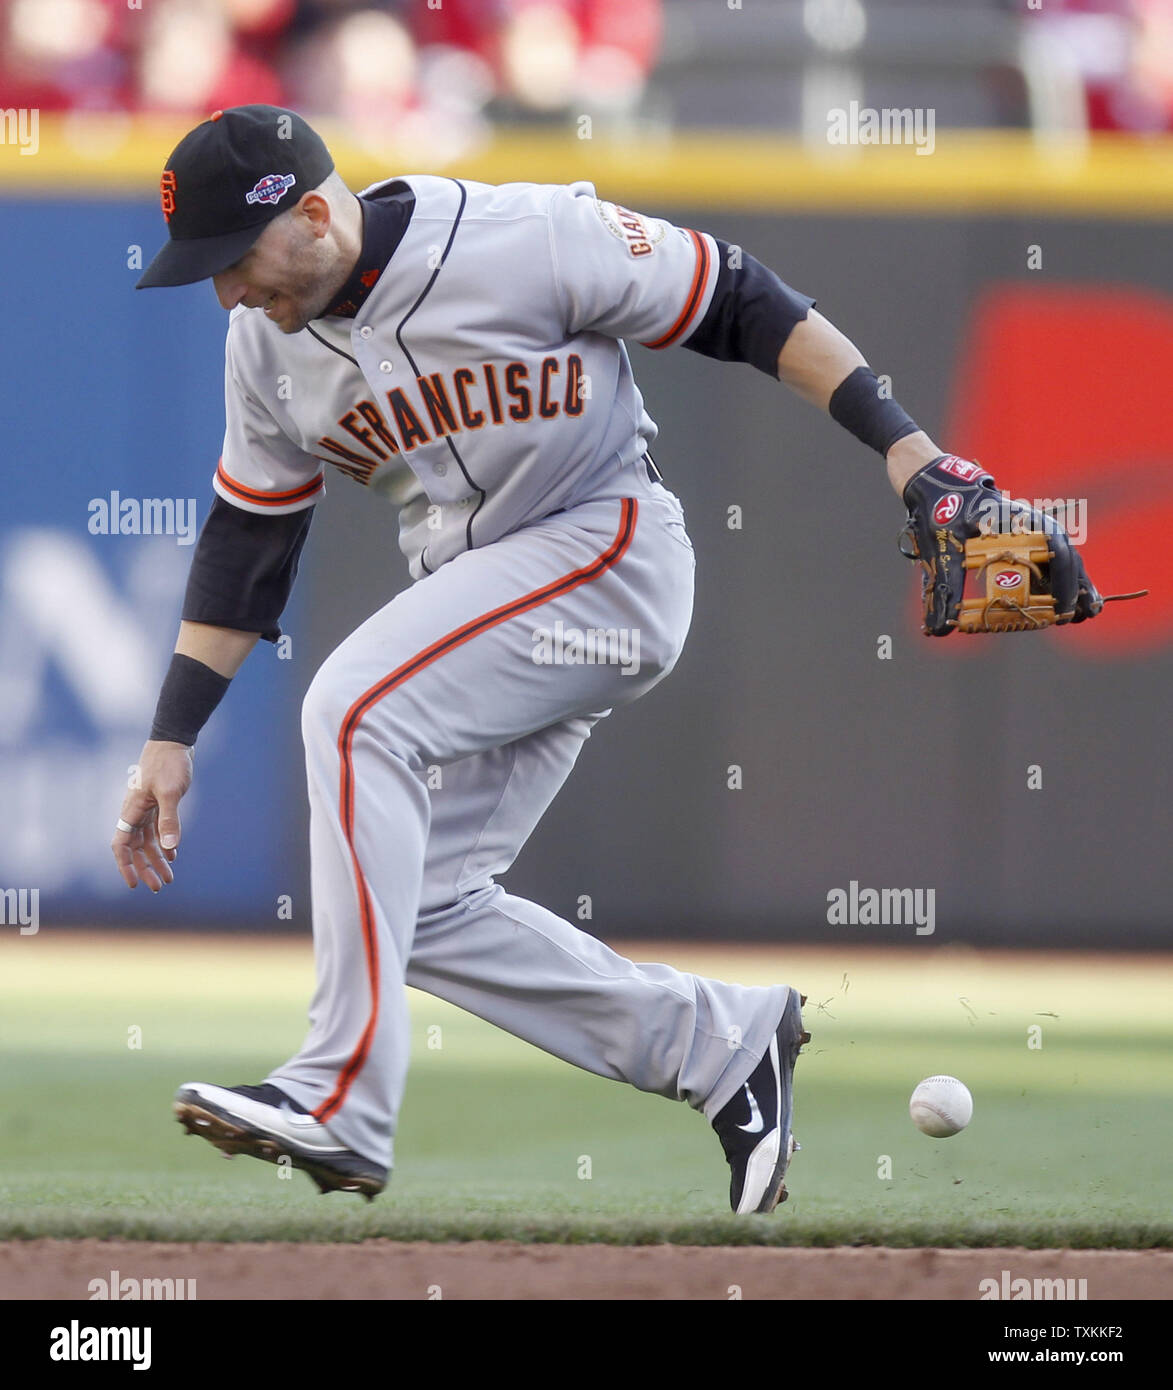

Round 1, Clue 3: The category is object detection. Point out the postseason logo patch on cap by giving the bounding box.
[246,173,297,207]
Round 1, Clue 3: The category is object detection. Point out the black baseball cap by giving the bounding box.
[137,104,335,289]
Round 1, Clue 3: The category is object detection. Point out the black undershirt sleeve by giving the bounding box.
[181,495,314,643]
[683,239,816,378]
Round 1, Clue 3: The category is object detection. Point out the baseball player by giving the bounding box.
[111,106,1101,1214]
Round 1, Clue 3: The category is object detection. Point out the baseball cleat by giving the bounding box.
[173,1082,387,1200]
[712,987,809,1214]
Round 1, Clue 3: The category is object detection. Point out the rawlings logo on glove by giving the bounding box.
[899,455,1145,636]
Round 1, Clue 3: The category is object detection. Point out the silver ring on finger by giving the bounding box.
[116,818,138,834]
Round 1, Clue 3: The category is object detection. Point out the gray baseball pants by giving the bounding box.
[267,460,791,1166]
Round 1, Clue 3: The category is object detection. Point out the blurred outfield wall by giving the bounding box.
[1,120,1170,944]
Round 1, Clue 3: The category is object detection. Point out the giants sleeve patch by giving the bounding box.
[594,200,667,258]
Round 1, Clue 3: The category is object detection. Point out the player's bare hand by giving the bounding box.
[112,741,194,891]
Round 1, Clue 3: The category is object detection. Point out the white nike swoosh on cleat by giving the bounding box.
[736,1083,765,1134]
[285,1108,323,1128]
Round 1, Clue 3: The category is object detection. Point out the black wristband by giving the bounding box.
[149,653,231,747]
[828,365,920,456]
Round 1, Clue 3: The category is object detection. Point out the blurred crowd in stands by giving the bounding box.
[1,0,1170,141]
[1040,0,1173,132]
[0,0,662,157]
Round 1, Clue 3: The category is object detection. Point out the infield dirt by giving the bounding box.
[1,1240,1169,1300]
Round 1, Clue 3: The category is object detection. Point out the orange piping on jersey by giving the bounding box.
[641,229,712,350]
[315,497,640,1126]
[215,460,324,507]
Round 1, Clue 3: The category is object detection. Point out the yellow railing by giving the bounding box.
[1,116,1171,217]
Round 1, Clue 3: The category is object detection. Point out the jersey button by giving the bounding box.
[434,462,448,477]
[378,360,393,373]
[359,326,373,340]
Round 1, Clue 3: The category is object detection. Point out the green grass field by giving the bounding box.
[1,933,1169,1248]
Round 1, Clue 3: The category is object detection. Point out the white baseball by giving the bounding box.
[909,1075,973,1137]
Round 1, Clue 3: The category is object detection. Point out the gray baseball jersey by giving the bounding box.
[211,174,790,1170]
[216,176,720,576]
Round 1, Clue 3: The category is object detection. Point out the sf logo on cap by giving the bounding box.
[160,170,177,222]
[246,173,297,207]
